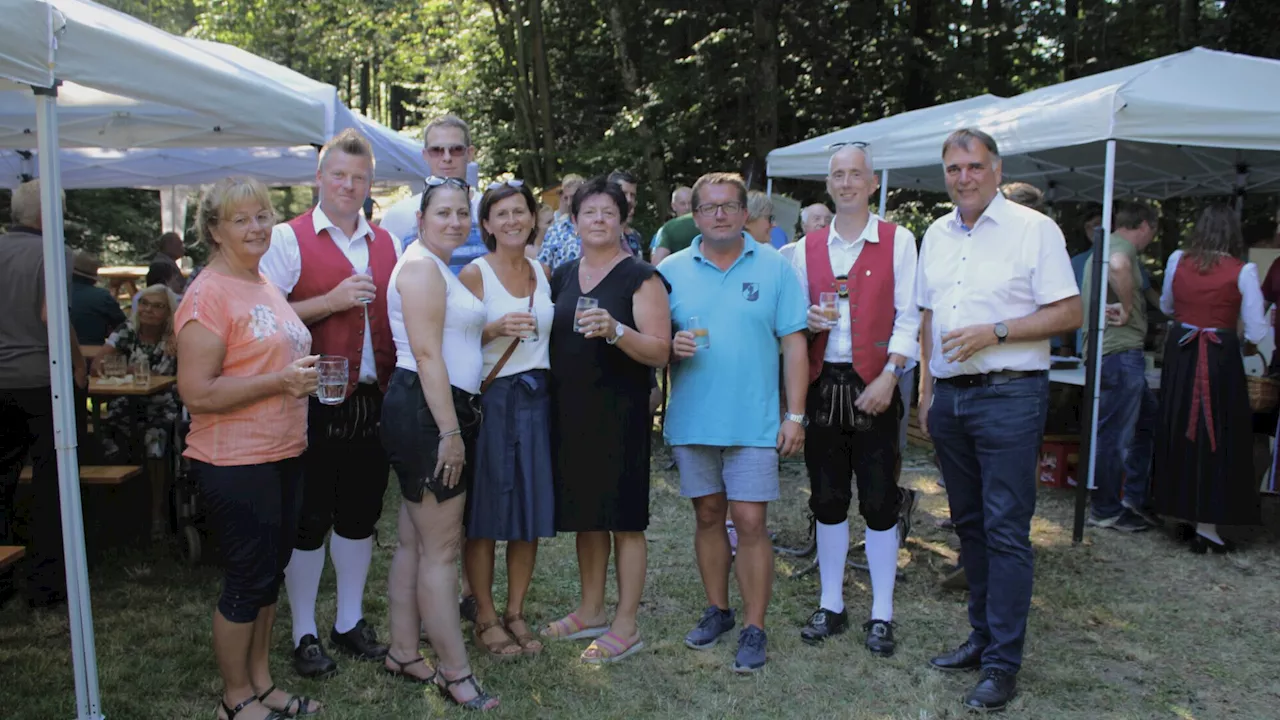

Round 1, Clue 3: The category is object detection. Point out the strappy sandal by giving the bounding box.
[436,673,499,711]
[256,685,320,717]
[216,695,288,720]
[580,631,645,665]
[384,653,438,685]
[503,613,543,656]
[473,619,521,661]
[539,612,609,641]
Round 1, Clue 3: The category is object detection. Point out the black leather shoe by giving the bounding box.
[459,595,478,624]
[929,639,985,673]
[963,668,1017,713]
[1189,535,1236,555]
[293,634,338,679]
[800,608,847,645]
[330,618,389,661]
[863,619,896,657]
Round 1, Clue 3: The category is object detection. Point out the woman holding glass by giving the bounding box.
[380,177,498,710]
[101,283,181,537]
[175,177,321,720]
[540,176,671,664]
[458,181,555,661]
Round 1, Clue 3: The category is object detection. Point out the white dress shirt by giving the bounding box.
[1159,249,1268,343]
[261,205,379,383]
[916,192,1079,379]
[791,213,920,365]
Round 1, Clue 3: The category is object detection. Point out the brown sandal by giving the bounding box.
[473,619,521,661]
[504,613,543,656]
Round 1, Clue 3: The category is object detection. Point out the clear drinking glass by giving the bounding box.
[102,355,127,380]
[315,356,349,405]
[574,297,598,334]
[937,324,956,363]
[819,292,840,329]
[352,266,373,305]
[521,312,540,344]
[131,356,150,387]
[688,316,710,350]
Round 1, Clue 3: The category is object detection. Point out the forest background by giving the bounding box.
[1,0,1278,267]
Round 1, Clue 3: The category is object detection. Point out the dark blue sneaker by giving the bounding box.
[684,606,736,650]
[733,625,768,674]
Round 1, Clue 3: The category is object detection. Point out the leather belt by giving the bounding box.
[937,369,1046,388]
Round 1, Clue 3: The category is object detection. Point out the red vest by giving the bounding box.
[804,220,897,385]
[287,208,397,393]
[1171,254,1244,329]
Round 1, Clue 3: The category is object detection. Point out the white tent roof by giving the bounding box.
[0,0,326,146]
[766,95,1004,181]
[871,48,1280,200]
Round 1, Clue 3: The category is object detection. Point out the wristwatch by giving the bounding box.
[784,412,809,427]
[994,322,1009,344]
[607,323,627,345]
[883,361,907,379]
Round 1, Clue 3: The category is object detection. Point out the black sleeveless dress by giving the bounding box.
[549,257,663,532]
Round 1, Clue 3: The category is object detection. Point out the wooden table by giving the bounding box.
[98,266,149,302]
[89,375,176,397]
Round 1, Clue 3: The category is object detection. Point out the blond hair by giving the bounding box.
[195,177,275,249]
[132,283,178,338]
[423,115,472,147]
[746,190,774,222]
[317,128,376,174]
[691,172,748,210]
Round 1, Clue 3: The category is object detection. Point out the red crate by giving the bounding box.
[1039,440,1079,489]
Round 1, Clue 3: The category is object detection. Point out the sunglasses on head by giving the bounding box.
[828,140,869,150]
[487,179,525,191]
[419,176,471,211]
[426,144,468,159]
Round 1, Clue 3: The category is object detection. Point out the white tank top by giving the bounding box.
[388,242,486,394]
[472,256,552,377]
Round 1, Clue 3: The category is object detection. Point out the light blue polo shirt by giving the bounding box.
[659,235,808,448]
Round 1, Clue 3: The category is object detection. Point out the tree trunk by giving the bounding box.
[604,0,667,219]
[904,0,935,110]
[488,0,542,184]
[359,60,371,117]
[529,0,557,184]
[749,0,782,188]
[1178,0,1199,50]
[1064,0,1080,79]
[987,0,1011,96]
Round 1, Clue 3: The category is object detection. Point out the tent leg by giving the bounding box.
[1073,139,1116,545]
[879,169,889,215]
[765,177,773,197]
[34,85,105,720]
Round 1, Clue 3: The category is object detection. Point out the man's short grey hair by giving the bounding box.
[941,128,1002,168]
[423,114,471,148]
[828,143,874,174]
[11,178,50,227]
[671,185,692,201]
[1000,182,1043,211]
[746,190,774,222]
[800,203,829,226]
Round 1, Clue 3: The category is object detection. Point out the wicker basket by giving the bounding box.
[1247,375,1279,413]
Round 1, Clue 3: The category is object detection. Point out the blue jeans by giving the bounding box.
[1091,349,1157,519]
[930,374,1049,673]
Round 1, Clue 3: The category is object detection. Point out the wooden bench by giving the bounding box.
[18,465,143,485]
[0,545,24,570]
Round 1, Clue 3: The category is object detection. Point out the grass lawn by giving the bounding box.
[2,442,1278,719]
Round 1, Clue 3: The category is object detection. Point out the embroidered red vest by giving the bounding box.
[287,208,397,393]
[804,220,897,385]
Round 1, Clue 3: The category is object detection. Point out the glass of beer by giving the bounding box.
[352,266,374,305]
[819,292,840,329]
[688,316,710,350]
[315,356,349,405]
[575,297,598,334]
[131,356,150,388]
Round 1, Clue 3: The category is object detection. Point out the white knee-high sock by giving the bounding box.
[330,533,374,634]
[866,526,899,622]
[283,544,326,647]
[1196,522,1223,545]
[816,520,850,613]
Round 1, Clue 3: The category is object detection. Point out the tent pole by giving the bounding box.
[34,84,105,720]
[766,177,773,197]
[879,169,889,215]
[1074,139,1116,544]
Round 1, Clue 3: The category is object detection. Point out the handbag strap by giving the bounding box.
[480,262,538,393]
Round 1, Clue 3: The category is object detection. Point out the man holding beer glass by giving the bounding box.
[660,172,809,674]
[261,129,398,677]
[788,143,920,656]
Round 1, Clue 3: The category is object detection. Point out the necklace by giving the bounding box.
[581,251,625,284]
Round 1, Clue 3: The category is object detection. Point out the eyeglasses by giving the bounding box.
[487,179,525,190]
[426,144,468,159]
[694,202,744,217]
[138,300,169,312]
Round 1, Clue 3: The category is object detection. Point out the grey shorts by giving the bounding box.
[673,445,779,502]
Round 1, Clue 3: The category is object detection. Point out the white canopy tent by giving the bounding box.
[0,2,327,718]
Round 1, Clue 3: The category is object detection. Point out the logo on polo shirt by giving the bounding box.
[742,282,759,302]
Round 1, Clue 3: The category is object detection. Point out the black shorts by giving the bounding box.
[381,368,481,504]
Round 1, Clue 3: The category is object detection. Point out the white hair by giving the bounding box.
[800,204,830,225]
[828,143,874,175]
